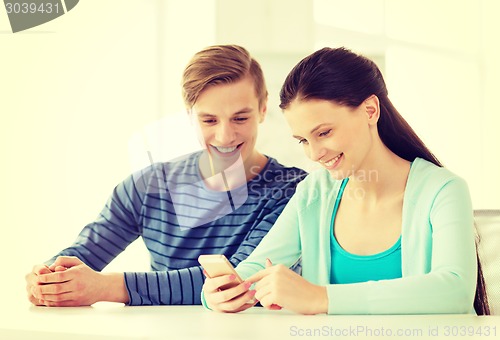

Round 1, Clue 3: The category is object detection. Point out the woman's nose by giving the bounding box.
[307,142,326,162]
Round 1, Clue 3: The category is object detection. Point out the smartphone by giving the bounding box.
[198,254,243,290]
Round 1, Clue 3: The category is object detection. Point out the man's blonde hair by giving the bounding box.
[182,45,268,109]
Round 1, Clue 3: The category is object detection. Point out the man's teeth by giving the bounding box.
[214,145,237,153]
[325,153,342,167]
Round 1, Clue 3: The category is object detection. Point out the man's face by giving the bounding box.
[190,76,266,170]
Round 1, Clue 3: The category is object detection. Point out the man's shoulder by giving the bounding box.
[161,151,201,170]
[126,151,201,193]
[264,156,308,178]
[151,151,201,175]
[253,156,308,187]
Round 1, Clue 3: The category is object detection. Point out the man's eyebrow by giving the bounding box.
[195,107,253,117]
[195,112,215,117]
[233,107,253,114]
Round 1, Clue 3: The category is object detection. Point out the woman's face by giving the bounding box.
[283,98,377,180]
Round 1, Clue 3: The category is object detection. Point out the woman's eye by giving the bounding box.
[298,139,308,145]
[319,129,332,137]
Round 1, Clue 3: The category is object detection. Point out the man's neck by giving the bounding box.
[198,151,267,191]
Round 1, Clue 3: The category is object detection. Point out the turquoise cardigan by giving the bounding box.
[235,158,477,314]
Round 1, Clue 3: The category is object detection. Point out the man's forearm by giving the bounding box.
[101,272,129,304]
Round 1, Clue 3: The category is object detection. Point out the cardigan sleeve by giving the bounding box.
[128,181,301,306]
[235,183,304,280]
[326,177,477,314]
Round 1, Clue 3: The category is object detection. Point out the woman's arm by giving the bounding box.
[202,182,306,312]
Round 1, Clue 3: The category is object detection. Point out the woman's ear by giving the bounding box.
[364,95,380,125]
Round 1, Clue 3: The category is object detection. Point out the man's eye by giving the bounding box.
[202,119,216,124]
[234,117,248,122]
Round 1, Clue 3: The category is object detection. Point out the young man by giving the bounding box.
[25,45,306,306]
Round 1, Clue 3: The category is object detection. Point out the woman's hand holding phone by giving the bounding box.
[199,255,257,313]
[202,273,257,313]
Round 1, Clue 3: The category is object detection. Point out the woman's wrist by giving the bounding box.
[313,285,328,314]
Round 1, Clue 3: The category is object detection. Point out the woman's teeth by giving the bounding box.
[324,153,342,167]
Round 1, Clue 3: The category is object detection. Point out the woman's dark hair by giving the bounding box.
[474,224,491,315]
[280,47,440,166]
[280,46,489,315]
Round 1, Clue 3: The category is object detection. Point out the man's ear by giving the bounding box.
[364,95,380,125]
[259,99,268,123]
[186,108,195,125]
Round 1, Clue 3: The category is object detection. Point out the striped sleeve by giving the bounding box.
[124,168,305,306]
[124,266,205,305]
[45,174,144,270]
[227,194,291,266]
[45,154,307,306]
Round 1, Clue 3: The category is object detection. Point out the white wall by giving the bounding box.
[480,0,500,209]
[383,0,496,209]
[1,0,162,303]
[1,0,499,306]
[311,0,500,208]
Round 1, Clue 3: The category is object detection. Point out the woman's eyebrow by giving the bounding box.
[292,124,331,139]
[309,123,330,135]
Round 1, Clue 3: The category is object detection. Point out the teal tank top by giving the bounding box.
[330,178,402,284]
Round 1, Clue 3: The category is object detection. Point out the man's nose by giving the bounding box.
[215,121,236,144]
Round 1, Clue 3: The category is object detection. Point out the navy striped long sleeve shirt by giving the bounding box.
[47,151,307,305]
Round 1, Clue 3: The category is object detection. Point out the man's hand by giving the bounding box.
[25,264,53,305]
[27,256,128,307]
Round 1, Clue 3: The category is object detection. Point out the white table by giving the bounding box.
[1,302,499,340]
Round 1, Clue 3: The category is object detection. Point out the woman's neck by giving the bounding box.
[347,145,411,204]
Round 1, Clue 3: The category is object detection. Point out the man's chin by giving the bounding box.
[212,152,243,168]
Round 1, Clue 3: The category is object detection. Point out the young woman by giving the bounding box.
[202,47,489,315]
